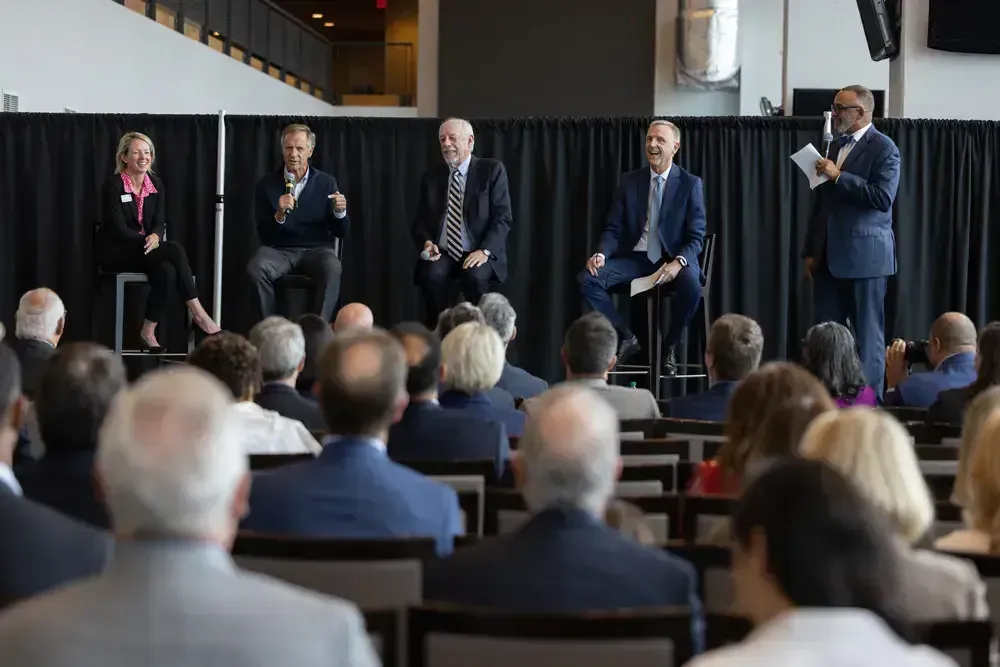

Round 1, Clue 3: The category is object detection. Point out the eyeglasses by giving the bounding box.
[831,103,864,113]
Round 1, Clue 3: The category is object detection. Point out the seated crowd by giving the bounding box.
[0,286,998,665]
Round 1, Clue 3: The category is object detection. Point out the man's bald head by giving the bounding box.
[334,303,374,333]
[317,328,407,437]
[15,287,65,345]
[929,312,977,365]
[517,385,620,517]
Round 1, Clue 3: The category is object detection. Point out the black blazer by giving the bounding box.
[411,156,513,282]
[254,383,326,432]
[8,338,55,400]
[98,173,167,260]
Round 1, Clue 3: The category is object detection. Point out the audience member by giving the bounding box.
[667,314,762,421]
[0,366,378,666]
[478,293,547,400]
[249,317,325,431]
[802,322,877,407]
[935,411,1000,554]
[9,288,65,400]
[333,302,374,333]
[686,459,953,667]
[295,313,334,399]
[885,312,977,408]
[523,312,659,420]
[19,343,125,528]
[0,343,109,612]
[690,362,832,494]
[927,322,1000,424]
[387,322,509,476]
[425,384,704,652]
[439,322,526,436]
[187,332,321,455]
[801,409,987,621]
[436,302,515,408]
[950,386,1000,508]
[243,329,462,555]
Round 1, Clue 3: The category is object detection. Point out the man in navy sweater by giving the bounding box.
[247,124,349,323]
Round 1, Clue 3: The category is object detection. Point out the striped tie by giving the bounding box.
[445,169,464,260]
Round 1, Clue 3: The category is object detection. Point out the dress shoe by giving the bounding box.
[617,335,641,363]
[662,344,678,376]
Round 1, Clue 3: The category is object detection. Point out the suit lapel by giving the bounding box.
[462,156,479,218]
[636,169,650,235]
[840,129,871,174]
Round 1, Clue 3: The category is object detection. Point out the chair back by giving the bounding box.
[249,453,314,470]
[407,605,695,667]
[399,459,499,487]
[700,233,717,292]
[666,542,734,613]
[916,620,992,667]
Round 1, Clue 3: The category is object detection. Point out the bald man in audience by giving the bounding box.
[0,367,377,667]
[242,328,463,555]
[425,384,704,651]
[884,312,978,408]
[9,288,65,400]
[333,303,374,333]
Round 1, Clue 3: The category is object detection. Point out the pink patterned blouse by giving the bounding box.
[120,172,158,235]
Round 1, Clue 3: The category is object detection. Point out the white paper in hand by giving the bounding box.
[790,143,829,190]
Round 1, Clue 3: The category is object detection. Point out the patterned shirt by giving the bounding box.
[120,172,158,234]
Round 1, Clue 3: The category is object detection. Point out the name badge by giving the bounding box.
[121,194,133,203]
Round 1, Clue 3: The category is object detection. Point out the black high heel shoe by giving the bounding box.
[140,335,165,354]
[191,321,220,348]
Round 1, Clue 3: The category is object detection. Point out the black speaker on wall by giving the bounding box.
[856,0,899,61]
[928,0,1000,54]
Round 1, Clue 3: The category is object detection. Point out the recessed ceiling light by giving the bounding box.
[212,31,220,37]
[324,21,334,27]
[312,13,323,18]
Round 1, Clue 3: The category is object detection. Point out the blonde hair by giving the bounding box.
[965,412,1000,551]
[280,123,316,149]
[440,322,504,394]
[953,386,1000,507]
[800,408,933,544]
[648,119,681,143]
[114,132,155,174]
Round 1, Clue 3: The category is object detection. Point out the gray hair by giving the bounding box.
[439,117,474,139]
[648,119,681,142]
[479,293,516,345]
[250,317,305,382]
[841,85,875,114]
[564,312,618,375]
[436,302,484,339]
[281,123,317,149]
[441,322,505,393]
[520,385,620,516]
[15,288,65,341]
[97,367,245,538]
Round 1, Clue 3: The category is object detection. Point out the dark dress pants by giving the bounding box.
[416,253,495,328]
[246,246,342,322]
[99,240,198,324]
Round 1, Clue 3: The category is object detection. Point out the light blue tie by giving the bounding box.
[647,176,664,264]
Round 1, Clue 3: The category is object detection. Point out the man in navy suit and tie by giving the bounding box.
[579,120,706,375]
[805,85,901,397]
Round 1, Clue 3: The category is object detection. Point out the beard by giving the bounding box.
[442,148,459,167]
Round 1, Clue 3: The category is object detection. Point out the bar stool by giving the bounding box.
[273,238,344,321]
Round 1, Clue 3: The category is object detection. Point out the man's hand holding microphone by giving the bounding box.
[421,241,442,262]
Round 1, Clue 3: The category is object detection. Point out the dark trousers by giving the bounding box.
[246,245,342,322]
[416,253,496,327]
[577,252,701,347]
[812,262,887,396]
[99,240,198,324]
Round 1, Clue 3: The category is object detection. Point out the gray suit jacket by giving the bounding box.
[523,378,660,420]
[0,540,380,667]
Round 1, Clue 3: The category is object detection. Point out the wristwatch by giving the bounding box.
[482,249,491,257]
[677,256,688,267]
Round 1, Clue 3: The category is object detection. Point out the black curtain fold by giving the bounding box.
[1,114,998,383]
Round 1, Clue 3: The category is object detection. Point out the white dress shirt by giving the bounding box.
[230,402,322,455]
[0,461,21,495]
[275,166,348,224]
[685,608,956,667]
[633,165,672,253]
[836,122,872,169]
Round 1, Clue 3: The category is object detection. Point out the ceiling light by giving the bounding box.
[324,21,334,27]
[212,31,220,37]
[312,13,323,18]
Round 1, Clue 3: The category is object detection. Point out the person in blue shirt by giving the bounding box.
[884,312,978,408]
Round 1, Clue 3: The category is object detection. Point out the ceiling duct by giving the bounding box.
[677,0,740,90]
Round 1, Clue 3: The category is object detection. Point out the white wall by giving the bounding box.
[0,0,417,117]
[889,0,1000,120]
[737,0,783,115]
[783,0,888,114]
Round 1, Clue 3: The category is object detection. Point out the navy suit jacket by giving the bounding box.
[0,483,110,610]
[388,401,509,477]
[425,507,704,652]
[254,383,325,432]
[18,451,109,529]
[598,165,706,271]
[885,352,977,409]
[496,363,548,401]
[804,126,901,279]
[439,390,526,437]
[242,437,462,556]
[665,381,737,422]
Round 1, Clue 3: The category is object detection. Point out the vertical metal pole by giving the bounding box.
[213,109,226,325]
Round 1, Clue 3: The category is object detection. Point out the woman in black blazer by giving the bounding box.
[98,131,220,349]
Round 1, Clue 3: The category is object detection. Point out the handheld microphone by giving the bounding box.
[822,111,834,158]
[420,249,431,261]
[284,177,295,216]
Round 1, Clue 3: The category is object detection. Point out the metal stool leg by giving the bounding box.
[654,292,664,400]
[114,275,125,356]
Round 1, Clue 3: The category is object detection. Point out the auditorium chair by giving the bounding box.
[273,237,343,322]
[667,543,734,613]
[610,234,717,400]
[407,605,695,667]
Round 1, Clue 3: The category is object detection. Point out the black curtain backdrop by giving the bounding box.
[1,115,998,383]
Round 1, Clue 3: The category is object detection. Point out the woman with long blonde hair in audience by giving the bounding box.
[689,362,834,495]
[935,411,1000,554]
[949,386,1000,509]
[801,408,987,621]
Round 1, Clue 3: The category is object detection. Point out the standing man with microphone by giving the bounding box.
[803,85,900,397]
[246,123,349,324]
